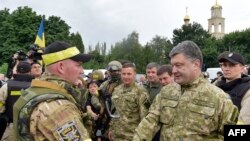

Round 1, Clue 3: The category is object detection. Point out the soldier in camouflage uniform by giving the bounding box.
[109,63,150,141]
[13,41,92,141]
[100,60,122,93]
[133,40,239,141]
[99,60,122,140]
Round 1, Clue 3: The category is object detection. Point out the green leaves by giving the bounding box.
[0,6,85,65]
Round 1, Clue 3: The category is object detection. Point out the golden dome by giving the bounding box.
[212,0,222,8]
[212,4,222,8]
[184,15,190,21]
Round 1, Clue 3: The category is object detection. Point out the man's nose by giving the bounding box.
[80,67,84,74]
[172,66,178,73]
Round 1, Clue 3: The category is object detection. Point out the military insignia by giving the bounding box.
[228,53,233,57]
[57,120,81,141]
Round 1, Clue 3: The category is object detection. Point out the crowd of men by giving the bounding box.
[0,40,249,141]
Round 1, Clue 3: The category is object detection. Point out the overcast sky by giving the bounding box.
[1,0,250,50]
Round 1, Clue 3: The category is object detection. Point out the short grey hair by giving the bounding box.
[146,62,160,70]
[169,40,203,65]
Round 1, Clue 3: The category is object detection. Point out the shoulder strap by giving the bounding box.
[14,80,78,141]
[31,80,76,103]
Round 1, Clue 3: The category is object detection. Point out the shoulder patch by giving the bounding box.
[57,120,81,141]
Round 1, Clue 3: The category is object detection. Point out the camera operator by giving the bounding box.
[6,51,29,79]
[6,44,43,79]
[27,44,43,63]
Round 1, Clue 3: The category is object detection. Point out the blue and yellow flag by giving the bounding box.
[34,19,45,48]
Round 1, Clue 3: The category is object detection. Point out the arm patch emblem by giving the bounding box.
[57,120,81,141]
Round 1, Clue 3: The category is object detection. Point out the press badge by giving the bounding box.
[57,120,81,141]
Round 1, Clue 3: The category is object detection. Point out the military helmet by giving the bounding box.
[107,60,122,71]
[91,70,104,81]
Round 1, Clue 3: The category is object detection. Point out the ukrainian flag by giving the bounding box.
[34,19,45,48]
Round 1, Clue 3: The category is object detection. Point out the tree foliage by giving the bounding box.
[69,32,85,53]
[219,29,250,62]
[1,6,250,72]
[144,35,173,65]
[172,22,212,47]
[0,6,85,65]
[172,22,221,68]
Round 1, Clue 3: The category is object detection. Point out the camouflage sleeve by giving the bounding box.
[30,99,92,141]
[138,89,150,119]
[133,93,161,141]
[218,97,238,133]
[99,81,107,91]
[0,83,8,113]
[238,89,250,124]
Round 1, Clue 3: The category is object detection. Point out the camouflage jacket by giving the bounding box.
[110,83,150,141]
[99,79,121,96]
[13,73,91,141]
[133,76,239,141]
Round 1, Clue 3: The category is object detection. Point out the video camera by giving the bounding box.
[6,44,44,79]
[15,51,28,61]
[27,44,43,61]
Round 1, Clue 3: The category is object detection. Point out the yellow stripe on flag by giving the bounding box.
[34,19,45,48]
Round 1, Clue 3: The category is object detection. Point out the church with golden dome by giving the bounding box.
[184,0,225,39]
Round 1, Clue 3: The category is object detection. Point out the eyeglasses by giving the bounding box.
[107,65,120,71]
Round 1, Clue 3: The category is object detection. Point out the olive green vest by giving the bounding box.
[13,80,78,141]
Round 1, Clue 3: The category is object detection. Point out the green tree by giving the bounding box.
[69,32,84,53]
[0,6,86,66]
[45,16,71,44]
[172,22,212,47]
[201,38,220,68]
[219,28,250,64]
[109,31,144,72]
[145,35,173,65]
[0,7,41,64]
[84,49,105,69]
[171,22,222,68]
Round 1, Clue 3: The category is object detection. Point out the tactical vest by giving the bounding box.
[217,75,250,110]
[13,80,79,141]
[5,75,33,123]
[227,82,250,110]
[102,80,121,95]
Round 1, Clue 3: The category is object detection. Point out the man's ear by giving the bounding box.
[57,61,65,74]
[193,59,201,70]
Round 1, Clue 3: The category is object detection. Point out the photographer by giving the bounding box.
[6,44,43,79]
[6,51,28,79]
